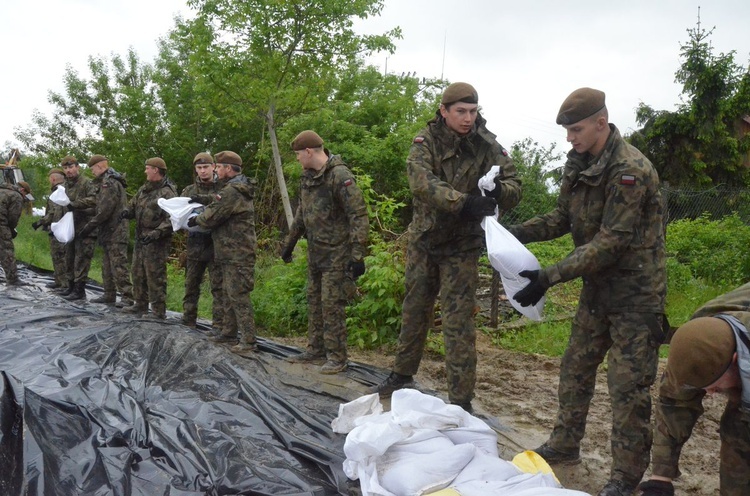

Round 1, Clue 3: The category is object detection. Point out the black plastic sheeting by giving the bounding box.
[0,264,395,495]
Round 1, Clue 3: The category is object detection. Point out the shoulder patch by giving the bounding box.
[214,194,222,201]
[413,136,425,144]
[620,174,636,186]
[501,147,508,156]
[343,178,354,187]
[102,183,109,188]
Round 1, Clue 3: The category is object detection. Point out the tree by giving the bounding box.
[632,18,750,188]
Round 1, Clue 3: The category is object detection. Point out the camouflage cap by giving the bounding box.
[291,130,324,151]
[665,316,736,389]
[145,157,167,170]
[48,167,65,177]
[441,82,478,106]
[215,150,242,167]
[87,154,108,167]
[60,155,78,167]
[193,152,214,166]
[556,87,606,125]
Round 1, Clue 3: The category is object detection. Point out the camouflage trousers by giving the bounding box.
[306,266,355,363]
[0,228,17,283]
[548,307,662,486]
[183,257,224,329]
[64,235,96,284]
[49,235,68,286]
[101,240,132,299]
[219,262,255,344]
[393,241,480,405]
[131,238,170,307]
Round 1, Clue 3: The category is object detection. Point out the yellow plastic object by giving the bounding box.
[512,450,560,483]
[428,488,462,496]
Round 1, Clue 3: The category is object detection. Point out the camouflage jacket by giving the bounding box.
[510,125,666,313]
[40,184,67,231]
[88,168,128,245]
[181,178,221,261]
[286,153,369,268]
[407,110,521,254]
[125,176,176,240]
[65,174,98,236]
[652,282,750,479]
[193,174,255,265]
[0,183,23,231]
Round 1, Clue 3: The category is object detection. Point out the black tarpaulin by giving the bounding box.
[0,265,392,495]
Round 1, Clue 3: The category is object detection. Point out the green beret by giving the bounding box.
[48,168,65,177]
[145,157,167,170]
[556,88,606,125]
[291,130,324,151]
[665,317,736,389]
[87,154,108,167]
[60,155,78,167]
[193,152,214,166]
[441,82,478,106]
[215,150,242,167]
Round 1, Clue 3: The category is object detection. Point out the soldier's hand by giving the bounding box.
[189,195,206,205]
[460,195,497,221]
[348,260,366,280]
[32,220,42,230]
[67,203,76,212]
[513,269,548,307]
[11,228,18,239]
[637,480,674,496]
[187,216,198,228]
[140,232,159,245]
[280,243,294,263]
[78,223,94,238]
[118,210,131,221]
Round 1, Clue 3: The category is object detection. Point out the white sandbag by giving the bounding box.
[157,196,209,233]
[481,216,545,321]
[332,393,384,434]
[49,185,70,206]
[51,211,75,243]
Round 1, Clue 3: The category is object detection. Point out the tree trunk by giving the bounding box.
[266,102,294,229]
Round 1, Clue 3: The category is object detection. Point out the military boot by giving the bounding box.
[91,292,116,304]
[46,281,61,289]
[57,280,75,296]
[63,281,87,301]
[368,372,415,398]
[122,301,149,314]
[533,443,581,465]
[150,302,167,320]
[597,479,637,496]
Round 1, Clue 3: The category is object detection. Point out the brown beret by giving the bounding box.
[87,154,108,167]
[48,168,65,177]
[214,151,242,167]
[193,152,214,166]
[441,82,478,106]
[145,157,167,170]
[291,130,324,151]
[556,88,606,125]
[18,181,31,193]
[60,155,78,167]
[665,316,736,389]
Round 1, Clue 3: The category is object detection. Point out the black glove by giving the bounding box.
[187,216,198,228]
[32,220,42,230]
[140,232,159,245]
[280,243,294,263]
[637,480,674,496]
[189,195,207,205]
[11,228,17,239]
[513,269,548,307]
[67,203,76,212]
[118,211,129,221]
[460,195,497,221]
[348,260,366,280]
[79,223,95,238]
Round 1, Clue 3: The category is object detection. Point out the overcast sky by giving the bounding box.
[3,0,750,162]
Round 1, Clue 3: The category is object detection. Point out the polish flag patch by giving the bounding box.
[620,174,636,185]
[413,136,425,144]
[343,179,353,187]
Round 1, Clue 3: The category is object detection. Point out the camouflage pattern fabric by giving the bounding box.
[652,283,750,494]
[89,168,132,299]
[63,173,98,284]
[393,110,521,404]
[509,125,666,486]
[39,184,68,285]
[284,154,369,361]
[193,174,256,343]
[0,184,23,283]
[181,179,224,328]
[124,177,176,309]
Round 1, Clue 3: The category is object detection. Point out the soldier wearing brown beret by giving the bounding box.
[509,88,666,496]
[639,283,750,496]
[33,168,68,288]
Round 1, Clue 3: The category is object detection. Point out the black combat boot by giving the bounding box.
[369,372,415,398]
[57,281,75,296]
[533,443,581,465]
[91,292,116,304]
[63,281,87,301]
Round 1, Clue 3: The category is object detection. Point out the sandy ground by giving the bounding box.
[317,330,726,496]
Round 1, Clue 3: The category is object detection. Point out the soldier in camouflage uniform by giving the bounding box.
[180,152,224,330]
[371,82,522,409]
[189,151,257,354]
[78,155,133,306]
[59,155,98,301]
[639,283,750,496]
[280,131,369,374]
[32,168,68,289]
[0,182,23,285]
[508,88,667,496]
[121,157,176,319]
